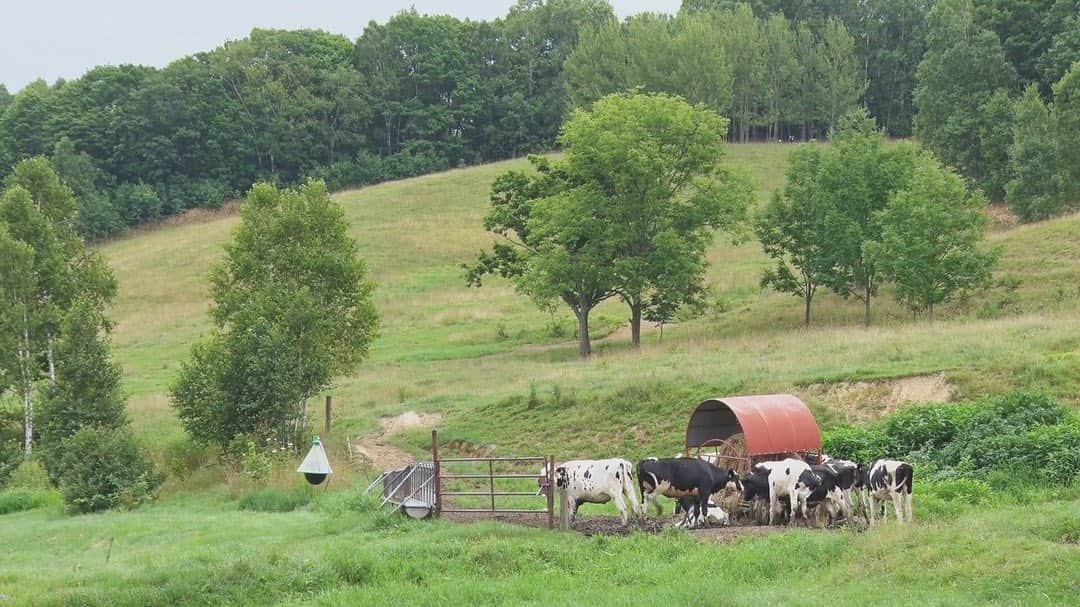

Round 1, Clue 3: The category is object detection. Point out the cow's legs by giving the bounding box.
[867,495,877,527]
[768,490,779,526]
[613,491,629,526]
[905,490,913,523]
[788,490,799,526]
[698,492,711,528]
[891,490,904,523]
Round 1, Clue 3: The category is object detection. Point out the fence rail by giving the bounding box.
[432,430,555,528]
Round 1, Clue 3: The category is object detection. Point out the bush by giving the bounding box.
[0,488,61,515]
[822,426,889,463]
[238,486,312,513]
[826,391,1077,486]
[52,427,163,513]
[881,402,974,454]
[924,478,991,505]
[163,438,213,481]
[4,459,50,490]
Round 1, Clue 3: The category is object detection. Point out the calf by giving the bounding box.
[637,458,739,528]
[540,459,640,526]
[857,459,914,525]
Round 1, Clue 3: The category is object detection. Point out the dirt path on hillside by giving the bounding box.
[351,411,441,471]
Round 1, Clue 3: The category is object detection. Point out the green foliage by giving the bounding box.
[52,426,163,513]
[825,391,1078,483]
[1051,60,1080,204]
[915,0,1018,198]
[0,488,61,515]
[237,486,312,513]
[924,478,992,505]
[37,299,128,463]
[3,458,49,490]
[869,155,997,319]
[1006,85,1066,220]
[468,92,749,354]
[171,181,378,447]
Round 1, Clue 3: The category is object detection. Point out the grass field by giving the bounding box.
[2,143,1079,605]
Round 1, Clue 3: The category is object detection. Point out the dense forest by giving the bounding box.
[0,0,1077,238]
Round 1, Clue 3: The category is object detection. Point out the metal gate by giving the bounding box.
[431,430,555,528]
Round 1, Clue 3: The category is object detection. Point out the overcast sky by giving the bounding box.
[0,1,681,92]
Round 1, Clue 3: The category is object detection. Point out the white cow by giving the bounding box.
[546,459,641,526]
[752,458,817,526]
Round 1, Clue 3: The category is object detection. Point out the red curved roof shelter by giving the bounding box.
[685,394,821,457]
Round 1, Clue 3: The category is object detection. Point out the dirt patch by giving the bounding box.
[352,411,442,471]
[805,373,955,423]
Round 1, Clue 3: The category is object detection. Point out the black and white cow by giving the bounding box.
[820,456,859,517]
[539,459,641,526]
[856,459,914,525]
[637,458,740,528]
[742,458,820,526]
[806,464,851,522]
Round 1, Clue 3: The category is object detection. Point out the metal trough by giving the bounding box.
[366,462,436,519]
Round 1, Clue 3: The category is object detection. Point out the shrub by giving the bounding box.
[0,488,61,515]
[52,427,163,513]
[924,478,991,505]
[238,486,312,513]
[822,426,889,463]
[163,438,213,481]
[881,402,974,454]
[4,459,50,490]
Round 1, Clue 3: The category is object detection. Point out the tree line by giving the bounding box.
[0,0,1077,241]
[0,1,612,240]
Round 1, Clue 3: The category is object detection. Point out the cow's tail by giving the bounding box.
[621,461,642,517]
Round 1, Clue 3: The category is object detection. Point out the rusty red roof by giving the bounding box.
[685,394,821,456]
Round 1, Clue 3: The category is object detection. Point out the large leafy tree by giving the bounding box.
[1052,61,1080,205]
[914,0,1018,199]
[171,181,378,448]
[755,145,836,326]
[36,298,128,482]
[0,158,116,458]
[818,112,918,327]
[559,92,751,347]
[468,93,749,354]
[466,156,619,357]
[869,155,997,320]
[1005,85,1064,220]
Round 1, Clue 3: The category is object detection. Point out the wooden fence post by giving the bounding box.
[324,396,332,434]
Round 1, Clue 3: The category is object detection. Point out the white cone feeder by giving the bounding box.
[298,436,332,485]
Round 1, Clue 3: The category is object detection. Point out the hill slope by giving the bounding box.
[100,144,1080,457]
[2,143,1078,606]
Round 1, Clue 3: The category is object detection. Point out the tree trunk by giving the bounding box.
[928,302,934,323]
[630,301,642,349]
[21,310,33,456]
[46,334,56,384]
[804,290,813,327]
[575,309,591,358]
[863,283,872,328]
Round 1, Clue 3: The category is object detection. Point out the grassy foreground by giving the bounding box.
[2,144,1079,605]
[1,489,1076,606]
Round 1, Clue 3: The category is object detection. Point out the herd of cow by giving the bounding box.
[541,454,914,530]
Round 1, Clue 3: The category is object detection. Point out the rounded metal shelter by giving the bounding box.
[684,394,821,473]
